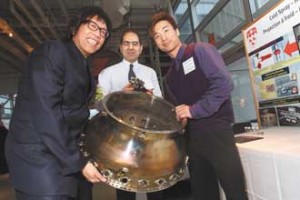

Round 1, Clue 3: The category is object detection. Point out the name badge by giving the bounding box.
[183,57,196,75]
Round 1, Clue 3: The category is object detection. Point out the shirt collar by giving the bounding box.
[68,40,88,65]
[178,44,188,60]
[172,44,186,70]
[122,59,138,68]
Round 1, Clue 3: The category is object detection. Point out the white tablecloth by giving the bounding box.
[236,127,300,200]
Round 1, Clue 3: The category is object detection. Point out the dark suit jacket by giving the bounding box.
[0,126,8,174]
[5,40,95,196]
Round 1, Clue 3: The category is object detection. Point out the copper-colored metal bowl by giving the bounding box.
[81,91,187,192]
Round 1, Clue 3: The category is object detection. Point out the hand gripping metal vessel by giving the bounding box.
[80,91,188,192]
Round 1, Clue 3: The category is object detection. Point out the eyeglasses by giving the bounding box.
[122,41,140,47]
[84,20,109,38]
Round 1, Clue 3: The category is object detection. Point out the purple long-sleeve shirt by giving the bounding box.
[165,43,234,122]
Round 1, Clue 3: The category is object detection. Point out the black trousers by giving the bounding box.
[186,121,247,200]
[15,174,92,200]
[116,189,163,200]
[15,191,72,200]
[76,173,93,200]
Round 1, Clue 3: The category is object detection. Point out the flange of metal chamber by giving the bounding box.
[80,91,188,192]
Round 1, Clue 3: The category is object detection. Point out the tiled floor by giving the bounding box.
[0,174,192,200]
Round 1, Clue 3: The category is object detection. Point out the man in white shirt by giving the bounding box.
[98,28,162,98]
[97,28,163,200]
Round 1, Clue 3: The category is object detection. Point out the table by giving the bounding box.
[236,127,300,200]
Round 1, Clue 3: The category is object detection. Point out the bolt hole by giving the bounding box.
[119,177,129,184]
[155,178,167,185]
[101,169,113,178]
[138,179,149,187]
[129,116,135,123]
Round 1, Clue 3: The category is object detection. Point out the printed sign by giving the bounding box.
[242,0,300,127]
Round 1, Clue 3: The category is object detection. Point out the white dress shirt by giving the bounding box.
[98,59,162,97]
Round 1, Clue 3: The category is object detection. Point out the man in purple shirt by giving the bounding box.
[149,12,247,200]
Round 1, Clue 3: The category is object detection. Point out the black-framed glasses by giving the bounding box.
[84,20,109,38]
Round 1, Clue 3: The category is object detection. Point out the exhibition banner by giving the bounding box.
[242,0,300,127]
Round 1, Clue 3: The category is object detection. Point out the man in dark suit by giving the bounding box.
[0,104,9,176]
[5,6,111,200]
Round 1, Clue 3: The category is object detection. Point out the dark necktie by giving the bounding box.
[128,64,136,81]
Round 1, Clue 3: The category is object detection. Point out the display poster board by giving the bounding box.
[242,0,300,128]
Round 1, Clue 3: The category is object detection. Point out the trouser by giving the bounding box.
[186,121,247,200]
[15,174,92,200]
[76,173,93,200]
[15,191,73,200]
[116,189,163,200]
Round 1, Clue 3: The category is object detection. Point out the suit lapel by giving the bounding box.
[86,59,96,101]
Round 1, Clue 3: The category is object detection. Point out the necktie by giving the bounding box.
[128,64,136,81]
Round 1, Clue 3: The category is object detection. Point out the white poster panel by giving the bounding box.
[242,0,300,127]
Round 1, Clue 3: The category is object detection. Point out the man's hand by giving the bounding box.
[82,162,106,183]
[123,82,154,95]
[145,89,154,96]
[122,83,135,92]
[175,104,192,121]
[180,117,188,128]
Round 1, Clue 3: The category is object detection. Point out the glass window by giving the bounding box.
[191,0,219,28]
[219,33,243,53]
[174,0,188,23]
[249,0,273,14]
[0,94,15,128]
[198,0,246,44]
[179,16,193,42]
[228,57,257,123]
[249,0,280,19]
